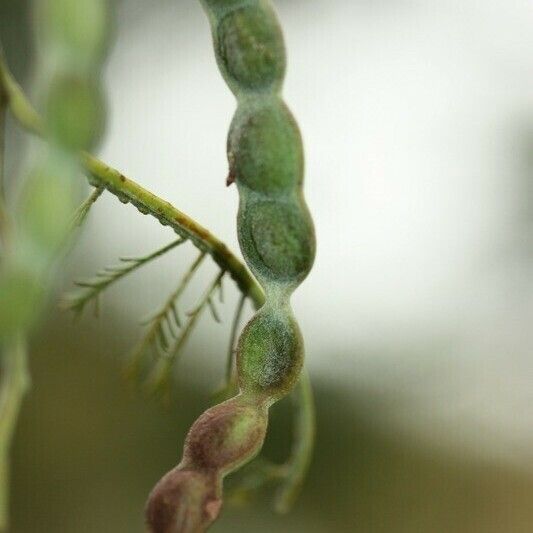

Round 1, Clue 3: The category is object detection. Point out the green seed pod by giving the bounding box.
[40,0,109,70]
[19,153,80,258]
[0,269,44,340]
[45,75,105,151]
[213,3,285,94]
[147,1,316,528]
[228,100,303,193]
[238,198,315,285]
[182,398,268,473]
[201,0,252,18]
[237,309,303,401]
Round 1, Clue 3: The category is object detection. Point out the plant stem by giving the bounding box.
[80,152,263,304]
[0,52,7,248]
[226,293,246,383]
[0,54,263,306]
[0,78,6,201]
[0,337,30,532]
[71,186,104,227]
[275,370,315,513]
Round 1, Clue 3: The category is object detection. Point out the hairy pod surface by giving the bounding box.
[147,2,315,530]
[204,0,315,405]
[238,197,315,286]
[228,99,302,193]
[237,307,303,402]
[182,397,268,473]
[146,469,222,533]
[147,397,267,532]
[216,4,285,94]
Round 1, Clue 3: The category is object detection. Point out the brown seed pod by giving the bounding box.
[145,468,222,533]
[182,397,268,473]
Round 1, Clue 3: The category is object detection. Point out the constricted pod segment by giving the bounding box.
[147,1,315,530]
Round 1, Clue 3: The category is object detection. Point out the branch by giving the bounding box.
[125,251,207,384]
[71,186,104,227]
[0,337,30,531]
[145,270,225,395]
[0,51,8,248]
[65,238,186,316]
[0,55,263,307]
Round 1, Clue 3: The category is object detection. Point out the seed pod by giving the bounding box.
[18,153,80,257]
[182,397,268,473]
[237,308,303,402]
[146,397,268,533]
[45,74,105,151]
[147,1,316,529]
[146,468,222,533]
[213,3,285,94]
[238,198,315,285]
[228,99,303,194]
[39,0,109,70]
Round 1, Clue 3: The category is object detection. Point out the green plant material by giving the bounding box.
[65,238,185,316]
[0,0,111,527]
[0,54,42,136]
[71,185,104,227]
[125,251,206,385]
[226,293,246,384]
[237,306,303,403]
[228,100,302,193]
[274,370,315,513]
[226,456,284,506]
[0,68,6,204]
[45,75,106,151]
[209,1,286,95]
[225,372,315,513]
[0,5,317,527]
[0,51,316,499]
[238,198,315,285]
[17,153,81,269]
[0,337,29,532]
[38,0,109,70]
[0,56,263,306]
[145,270,226,397]
[0,270,44,339]
[146,1,316,531]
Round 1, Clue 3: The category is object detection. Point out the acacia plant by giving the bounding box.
[0,1,315,531]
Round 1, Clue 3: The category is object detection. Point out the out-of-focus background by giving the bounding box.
[2,0,533,531]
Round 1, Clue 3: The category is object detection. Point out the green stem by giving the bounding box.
[0,54,262,306]
[275,370,315,513]
[0,53,7,247]
[226,293,246,384]
[125,251,207,380]
[0,337,30,532]
[146,270,226,394]
[79,151,263,304]
[71,186,104,227]
[68,238,186,316]
[0,50,27,533]
[0,78,6,201]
